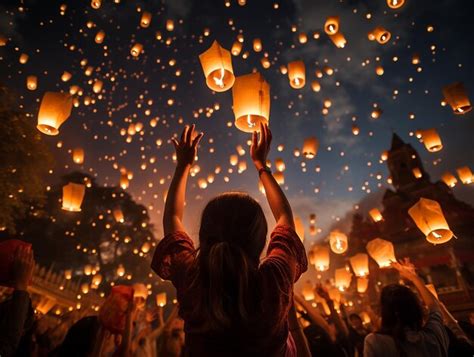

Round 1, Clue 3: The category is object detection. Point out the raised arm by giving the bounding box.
[163,124,203,235]
[251,123,294,228]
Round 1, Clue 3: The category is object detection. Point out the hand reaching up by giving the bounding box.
[172,124,204,167]
[392,258,418,282]
[251,123,272,169]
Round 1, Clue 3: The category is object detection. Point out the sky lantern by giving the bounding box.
[312,245,330,271]
[253,38,262,52]
[120,173,129,189]
[232,72,270,133]
[92,274,102,288]
[275,158,285,171]
[375,65,384,76]
[26,75,37,90]
[311,81,321,92]
[261,57,271,69]
[166,19,174,31]
[412,167,423,179]
[369,208,383,222]
[81,283,90,294]
[329,32,346,48]
[371,108,382,119]
[37,92,73,135]
[298,33,308,44]
[302,137,319,159]
[84,264,93,276]
[117,264,125,277]
[366,238,396,267]
[229,154,238,166]
[231,41,242,56]
[441,172,457,187]
[141,242,151,253]
[294,216,305,242]
[91,0,101,9]
[19,53,28,64]
[302,281,315,301]
[456,166,473,184]
[357,277,369,293]
[352,125,360,135]
[199,41,235,92]
[130,43,143,57]
[95,30,105,44]
[288,61,305,89]
[274,171,285,185]
[349,253,369,277]
[64,270,72,280]
[93,80,103,94]
[156,292,167,307]
[61,71,72,82]
[329,230,348,254]
[442,82,472,114]
[408,198,454,244]
[421,128,443,152]
[140,11,152,28]
[72,148,84,164]
[61,183,86,212]
[324,16,340,35]
[113,209,124,223]
[369,27,391,44]
[335,268,352,291]
[387,0,405,9]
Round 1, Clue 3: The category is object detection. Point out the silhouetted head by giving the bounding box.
[349,313,363,330]
[56,316,100,357]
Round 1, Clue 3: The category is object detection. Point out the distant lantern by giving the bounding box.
[130,43,143,57]
[26,75,37,90]
[412,167,423,179]
[116,264,125,277]
[61,71,72,82]
[350,253,369,277]
[95,30,105,44]
[0,36,7,46]
[166,19,174,31]
[199,41,235,92]
[311,81,321,92]
[72,148,84,164]
[375,65,384,76]
[302,281,315,301]
[352,125,360,135]
[92,274,102,287]
[141,242,151,253]
[369,208,383,223]
[288,61,305,89]
[441,172,457,188]
[298,33,308,44]
[64,269,72,280]
[335,268,352,291]
[19,53,29,64]
[92,80,103,94]
[421,128,443,152]
[456,166,473,184]
[91,0,101,9]
[232,72,270,132]
[231,41,242,56]
[371,108,382,119]
[261,57,271,69]
[442,82,472,114]
[274,171,285,185]
[156,292,167,307]
[309,213,316,224]
[62,183,86,212]
[37,92,73,135]
[294,216,305,242]
[229,154,238,166]
[275,158,285,171]
[408,198,453,244]
[380,150,389,161]
[253,38,262,52]
[357,277,369,293]
[302,137,319,159]
[386,0,405,8]
[140,11,152,28]
[84,264,93,276]
[324,16,340,35]
[312,245,330,271]
[366,238,396,267]
[329,230,348,254]
[412,53,420,65]
[329,32,346,48]
[369,27,391,44]
[81,283,90,294]
[120,173,129,189]
[113,209,124,223]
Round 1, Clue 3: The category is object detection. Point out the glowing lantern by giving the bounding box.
[312,246,330,271]
[298,33,308,44]
[329,32,346,48]
[91,0,101,9]
[261,57,271,69]
[84,265,93,276]
[229,154,238,166]
[369,27,391,44]
[294,216,305,242]
[117,264,125,277]
[113,209,124,223]
[72,148,84,164]
[92,80,103,94]
[61,71,72,82]
[140,11,152,28]
[456,166,473,184]
[352,125,360,135]
[311,81,321,92]
[309,214,316,224]
[64,270,72,280]
[95,30,105,44]
[92,274,102,287]
[253,38,262,52]
[387,0,405,9]
[381,150,388,161]
[376,66,384,76]
[302,281,315,301]
[329,230,348,254]
[275,158,285,171]
[156,292,167,307]
[37,92,73,135]
[349,253,369,277]
[120,174,129,189]
[141,242,151,253]
[335,268,352,291]
[26,76,37,90]
[133,284,148,300]
[166,20,174,31]
[231,41,242,56]
[232,72,270,133]
[442,82,472,114]
[366,238,396,267]
[288,61,305,89]
[371,108,382,119]
[130,43,143,57]
[324,16,340,35]
[369,208,383,223]
[357,278,369,293]
[421,129,443,152]
[199,41,235,92]
[274,171,285,185]
[81,283,90,294]
[0,36,6,46]
[19,53,28,64]
[408,198,453,244]
[412,167,423,179]
[302,137,318,158]
[62,183,85,212]
[441,172,457,188]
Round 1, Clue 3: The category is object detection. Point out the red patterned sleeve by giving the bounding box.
[151,231,196,290]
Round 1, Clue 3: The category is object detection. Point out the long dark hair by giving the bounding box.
[190,192,267,331]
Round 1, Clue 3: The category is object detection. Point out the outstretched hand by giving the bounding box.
[315,284,331,303]
[251,123,272,169]
[172,124,204,167]
[392,258,418,282]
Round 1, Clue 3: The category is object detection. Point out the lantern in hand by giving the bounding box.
[37,92,73,135]
[408,198,453,244]
[199,41,235,92]
[366,238,396,267]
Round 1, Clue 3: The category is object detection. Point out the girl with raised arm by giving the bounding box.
[151,123,307,356]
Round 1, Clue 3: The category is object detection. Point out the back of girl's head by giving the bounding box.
[55,316,100,357]
[380,284,423,339]
[193,192,267,330]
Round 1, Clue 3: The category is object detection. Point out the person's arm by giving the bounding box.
[288,301,311,357]
[251,123,294,229]
[163,124,203,235]
[294,293,336,342]
[114,300,135,357]
[91,325,109,357]
[316,284,349,338]
[0,245,35,357]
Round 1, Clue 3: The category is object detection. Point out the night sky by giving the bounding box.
[1,0,473,247]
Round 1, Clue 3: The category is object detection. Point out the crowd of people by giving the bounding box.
[1,124,473,356]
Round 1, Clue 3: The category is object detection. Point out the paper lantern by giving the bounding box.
[141,242,151,253]
[199,41,235,92]
[133,283,148,300]
[386,0,405,8]
[408,198,453,244]
[302,281,315,301]
[140,11,152,28]
[311,81,321,92]
[369,27,391,44]
[91,0,101,9]
[329,230,348,254]
[381,150,388,161]
[92,274,102,287]
[84,264,93,276]
[19,53,28,64]
[371,108,382,119]
[442,82,472,114]
[117,264,126,277]
[335,268,352,291]
[349,253,369,277]
[231,41,242,56]
[441,172,457,188]
[26,75,37,90]
[456,166,473,184]
[130,43,143,57]
[61,71,72,82]
[261,57,271,69]
[229,154,238,166]
[357,277,369,293]
[309,213,316,224]
[81,283,90,294]
[274,171,285,185]
[368,208,383,223]
[64,269,72,280]
[324,16,340,35]
[120,173,129,189]
[113,209,124,223]
[99,285,134,334]
[72,148,84,164]
[37,92,73,135]
[156,292,167,307]
[95,30,105,43]
[166,19,174,31]
[352,125,360,135]
[329,32,346,48]
[232,72,270,132]
[253,38,262,52]
[412,167,423,179]
[0,240,32,288]
[275,158,285,171]
[421,128,443,152]
[376,66,384,76]
[302,137,318,159]
[0,36,7,46]
[294,216,305,242]
[62,183,85,212]
[92,80,103,94]
[298,33,308,44]
[288,61,305,89]
[312,245,330,271]
[366,238,396,267]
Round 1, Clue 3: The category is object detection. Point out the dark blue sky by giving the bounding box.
[1,0,473,246]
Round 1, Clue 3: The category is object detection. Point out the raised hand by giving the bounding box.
[12,245,35,291]
[392,257,418,282]
[172,124,204,167]
[315,284,331,302]
[251,123,272,169]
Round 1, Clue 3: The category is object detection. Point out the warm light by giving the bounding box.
[329,32,346,48]
[349,253,369,277]
[140,11,152,28]
[156,292,167,307]
[130,43,143,57]
[324,16,340,35]
[288,61,305,89]
[311,245,330,271]
[26,75,37,90]
[366,238,396,267]
[37,92,73,135]
[421,128,443,152]
[199,41,235,92]
[387,0,405,9]
[335,268,352,291]
[441,172,457,188]
[329,230,348,254]
[408,198,453,244]
[442,82,472,114]
[72,148,84,164]
[369,208,383,222]
[357,277,369,293]
[456,166,473,184]
[302,137,318,159]
[62,183,85,212]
